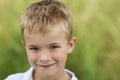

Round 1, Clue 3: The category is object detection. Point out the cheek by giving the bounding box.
[53,50,68,62]
[27,52,37,64]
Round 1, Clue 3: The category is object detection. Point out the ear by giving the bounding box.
[67,37,77,54]
[21,40,25,47]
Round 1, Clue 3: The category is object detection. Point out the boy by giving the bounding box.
[5,0,77,80]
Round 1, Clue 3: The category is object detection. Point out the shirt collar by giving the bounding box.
[22,67,33,80]
[23,67,78,80]
[65,69,78,80]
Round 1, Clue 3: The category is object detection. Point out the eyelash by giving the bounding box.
[50,46,60,49]
[29,47,39,50]
[28,46,60,51]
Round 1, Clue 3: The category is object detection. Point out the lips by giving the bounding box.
[37,63,56,68]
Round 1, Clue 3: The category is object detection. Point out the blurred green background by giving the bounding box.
[0,0,120,80]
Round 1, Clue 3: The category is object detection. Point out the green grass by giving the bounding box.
[0,0,120,80]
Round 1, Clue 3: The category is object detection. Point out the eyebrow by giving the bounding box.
[48,43,60,46]
[27,42,61,47]
[27,44,40,47]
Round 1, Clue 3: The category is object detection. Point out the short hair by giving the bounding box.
[20,0,73,41]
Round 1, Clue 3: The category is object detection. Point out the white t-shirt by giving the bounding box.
[5,67,78,80]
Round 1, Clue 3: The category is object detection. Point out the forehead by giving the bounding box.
[23,23,68,45]
[24,21,67,35]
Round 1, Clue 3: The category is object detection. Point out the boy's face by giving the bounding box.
[23,22,77,78]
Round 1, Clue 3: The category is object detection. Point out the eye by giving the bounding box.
[29,47,39,51]
[50,45,60,49]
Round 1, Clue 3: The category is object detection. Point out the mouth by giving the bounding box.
[37,63,56,68]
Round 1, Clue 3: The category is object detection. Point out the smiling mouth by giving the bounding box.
[37,63,56,68]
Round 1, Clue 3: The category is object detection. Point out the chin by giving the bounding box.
[36,69,57,77]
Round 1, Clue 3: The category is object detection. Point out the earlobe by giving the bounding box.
[68,37,77,54]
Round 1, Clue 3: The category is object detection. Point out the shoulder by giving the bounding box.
[4,73,24,80]
[4,67,34,80]
[65,69,78,80]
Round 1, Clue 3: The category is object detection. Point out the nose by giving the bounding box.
[38,49,51,63]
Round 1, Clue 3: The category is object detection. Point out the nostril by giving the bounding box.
[38,49,51,63]
[39,54,50,63]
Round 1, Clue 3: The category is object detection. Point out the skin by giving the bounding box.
[23,22,77,80]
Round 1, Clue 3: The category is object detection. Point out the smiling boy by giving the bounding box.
[5,0,77,80]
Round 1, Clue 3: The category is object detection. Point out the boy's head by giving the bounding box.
[21,0,73,42]
[20,0,77,79]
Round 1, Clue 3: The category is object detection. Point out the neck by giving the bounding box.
[33,69,71,80]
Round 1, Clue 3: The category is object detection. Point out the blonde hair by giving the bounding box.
[20,0,73,41]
